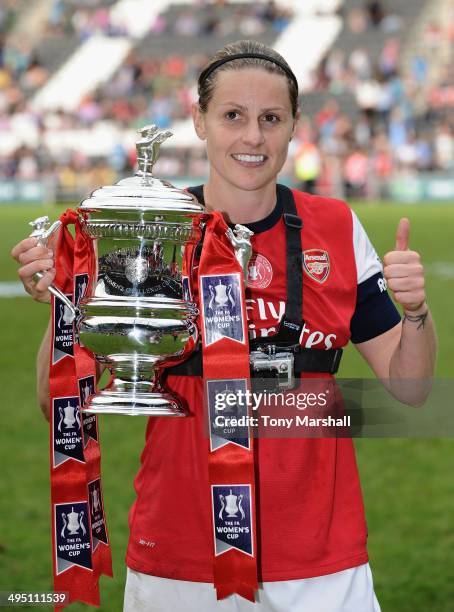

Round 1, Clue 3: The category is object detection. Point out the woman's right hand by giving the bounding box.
[11,237,56,303]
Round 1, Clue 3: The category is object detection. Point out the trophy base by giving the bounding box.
[83,390,187,416]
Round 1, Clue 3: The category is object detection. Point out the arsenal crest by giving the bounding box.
[303,249,330,283]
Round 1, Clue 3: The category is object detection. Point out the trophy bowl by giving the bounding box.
[30,125,205,416]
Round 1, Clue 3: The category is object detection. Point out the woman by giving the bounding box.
[12,40,436,611]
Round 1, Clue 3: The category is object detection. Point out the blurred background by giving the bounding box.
[0,0,452,203]
[0,0,453,610]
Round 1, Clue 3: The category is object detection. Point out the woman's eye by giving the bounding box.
[225,111,240,120]
[263,114,279,123]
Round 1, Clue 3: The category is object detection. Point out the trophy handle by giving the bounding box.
[29,216,77,321]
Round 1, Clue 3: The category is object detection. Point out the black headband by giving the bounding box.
[198,52,298,94]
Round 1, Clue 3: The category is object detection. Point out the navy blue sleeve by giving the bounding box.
[350,272,401,344]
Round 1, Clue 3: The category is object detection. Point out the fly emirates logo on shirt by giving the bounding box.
[245,298,337,349]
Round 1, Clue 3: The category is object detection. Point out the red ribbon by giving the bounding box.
[49,209,112,610]
[197,213,258,602]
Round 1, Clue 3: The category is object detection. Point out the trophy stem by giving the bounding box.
[83,359,187,416]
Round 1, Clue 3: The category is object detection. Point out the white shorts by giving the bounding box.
[123,564,382,612]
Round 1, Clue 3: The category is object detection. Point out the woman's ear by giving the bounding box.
[191,103,207,140]
[291,109,301,141]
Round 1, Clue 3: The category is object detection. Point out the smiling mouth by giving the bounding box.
[232,154,267,164]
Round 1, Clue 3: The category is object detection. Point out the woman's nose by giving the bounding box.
[241,120,265,147]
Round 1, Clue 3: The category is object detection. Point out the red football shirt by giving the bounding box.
[126,187,398,581]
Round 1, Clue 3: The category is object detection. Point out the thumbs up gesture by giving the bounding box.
[383,218,426,313]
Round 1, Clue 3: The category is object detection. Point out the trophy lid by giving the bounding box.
[78,125,205,214]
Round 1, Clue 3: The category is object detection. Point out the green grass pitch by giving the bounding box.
[0,202,453,611]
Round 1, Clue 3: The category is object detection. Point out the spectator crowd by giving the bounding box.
[0,0,452,201]
[297,0,453,197]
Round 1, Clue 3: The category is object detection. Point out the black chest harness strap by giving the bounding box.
[167,185,342,384]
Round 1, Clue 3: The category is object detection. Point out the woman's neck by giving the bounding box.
[203,177,277,225]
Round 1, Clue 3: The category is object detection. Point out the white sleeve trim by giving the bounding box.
[351,209,383,284]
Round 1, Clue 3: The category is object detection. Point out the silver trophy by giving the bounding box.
[30,125,206,416]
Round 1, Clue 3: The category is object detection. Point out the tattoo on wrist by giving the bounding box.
[403,310,428,330]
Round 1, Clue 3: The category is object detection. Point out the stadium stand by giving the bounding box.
[303,0,427,117]
[0,0,452,203]
[295,0,453,198]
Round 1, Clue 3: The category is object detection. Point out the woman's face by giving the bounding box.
[192,68,298,195]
